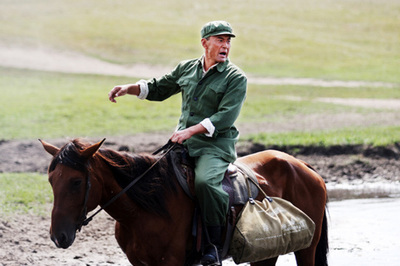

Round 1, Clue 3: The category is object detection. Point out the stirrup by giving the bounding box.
[200,244,221,266]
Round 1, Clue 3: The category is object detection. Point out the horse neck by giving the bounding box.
[86,156,131,220]
[92,151,195,262]
[93,150,177,222]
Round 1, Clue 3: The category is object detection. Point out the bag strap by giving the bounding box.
[245,177,273,203]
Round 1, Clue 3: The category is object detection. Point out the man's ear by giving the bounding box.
[201,38,208,49]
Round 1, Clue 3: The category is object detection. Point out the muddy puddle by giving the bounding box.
[327,181,400,200]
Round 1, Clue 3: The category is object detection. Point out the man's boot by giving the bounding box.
[200,226,223,266]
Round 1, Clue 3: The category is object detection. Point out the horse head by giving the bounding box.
[39,138,105,249]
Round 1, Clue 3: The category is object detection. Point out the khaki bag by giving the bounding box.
[228,178,316,264]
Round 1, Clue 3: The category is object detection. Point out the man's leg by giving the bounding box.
[194,154,230,265]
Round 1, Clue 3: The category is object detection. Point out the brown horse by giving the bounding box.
[40,138,328,266]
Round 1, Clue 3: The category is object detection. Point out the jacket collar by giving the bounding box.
[199,56,229,74]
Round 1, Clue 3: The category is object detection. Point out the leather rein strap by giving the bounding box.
[78,141,176,229]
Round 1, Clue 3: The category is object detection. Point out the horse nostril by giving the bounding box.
[59,232,67,244]
[51,231,70,249]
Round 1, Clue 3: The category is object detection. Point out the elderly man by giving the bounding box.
[108,20,247,265]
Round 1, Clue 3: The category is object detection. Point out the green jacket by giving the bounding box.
[146,57,247,162]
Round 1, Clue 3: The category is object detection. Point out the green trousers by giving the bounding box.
[194,154,230,227]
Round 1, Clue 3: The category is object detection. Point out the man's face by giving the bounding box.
[202,35,231,65]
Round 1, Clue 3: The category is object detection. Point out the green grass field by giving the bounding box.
[0,173,52,215]
[0,0,399,82]
[0,0,399,143]
[1,66,399,146]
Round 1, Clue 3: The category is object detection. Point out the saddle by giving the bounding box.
[168,145,259,205]
[156,142,260,262]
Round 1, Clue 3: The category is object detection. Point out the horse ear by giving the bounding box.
[80,138,106,159]
[39,139,60,156]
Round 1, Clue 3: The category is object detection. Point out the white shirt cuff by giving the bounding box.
[200,118,215,137]
[136,80,149,100]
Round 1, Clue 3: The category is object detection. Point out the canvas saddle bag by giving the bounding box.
[228,177,316,264]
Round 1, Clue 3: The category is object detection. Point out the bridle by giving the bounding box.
[75,141,177,231]
[76,170,91,232]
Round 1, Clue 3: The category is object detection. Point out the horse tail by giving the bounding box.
[315,208,329,266]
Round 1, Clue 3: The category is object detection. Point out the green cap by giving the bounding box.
[201,21,236,39]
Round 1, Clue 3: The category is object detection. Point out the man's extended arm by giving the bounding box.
[108,84,140,103]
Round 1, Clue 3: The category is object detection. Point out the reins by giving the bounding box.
[78,141,177,229]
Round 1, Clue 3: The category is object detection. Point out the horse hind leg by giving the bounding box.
[250,257,278,266]
[294,247,316,266]
[294,208,329,266]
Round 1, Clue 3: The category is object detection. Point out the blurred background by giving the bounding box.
[1,0,399,142]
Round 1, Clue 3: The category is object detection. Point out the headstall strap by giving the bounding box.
[76,170,91,232]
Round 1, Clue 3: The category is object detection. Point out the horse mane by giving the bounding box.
[97,148,177,217]
[49,139,177,217]
[48,139,87,173]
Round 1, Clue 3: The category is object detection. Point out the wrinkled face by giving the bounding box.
[202,35,232,65]
[48,164,88,249]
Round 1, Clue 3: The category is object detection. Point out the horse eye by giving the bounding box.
[71,179,82,187]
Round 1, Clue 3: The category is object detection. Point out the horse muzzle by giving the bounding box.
[50,227,76,249]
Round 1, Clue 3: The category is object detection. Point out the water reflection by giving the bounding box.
[326,181,400,201]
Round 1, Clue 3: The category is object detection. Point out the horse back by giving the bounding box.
[237,149,327,221]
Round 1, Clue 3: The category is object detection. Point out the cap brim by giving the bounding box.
[203,32,236,39]
[215,32,236,37]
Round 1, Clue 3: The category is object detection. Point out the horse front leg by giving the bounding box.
[120,237,187,266]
